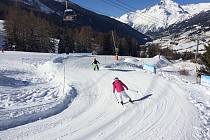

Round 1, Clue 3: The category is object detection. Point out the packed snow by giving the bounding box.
[0,51,209,140]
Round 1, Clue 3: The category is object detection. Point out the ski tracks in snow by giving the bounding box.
[34,56,199,140]
[0,52,72,131]
[0,54,200,140]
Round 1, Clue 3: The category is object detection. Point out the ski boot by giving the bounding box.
[129,99,134,104]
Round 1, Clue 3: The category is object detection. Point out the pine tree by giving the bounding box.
[120,37,130,56]
[4,3,54,52]
[101,33,112,55]
[130,38,138,57]
[201,42,210,74]
[59,28,74,54]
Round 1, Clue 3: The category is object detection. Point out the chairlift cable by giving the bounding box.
[68,1,110,16]
[63,0,76,21]
[101,0,130,14]
[115,0,164,24]
[112,31,118,55]
[66,0,67,10]
[101,0,164,25]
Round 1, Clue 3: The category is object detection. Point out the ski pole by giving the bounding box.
[129,89,138,93]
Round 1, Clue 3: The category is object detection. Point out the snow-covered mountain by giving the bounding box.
[150,10,210,54]
[117,0,210,33]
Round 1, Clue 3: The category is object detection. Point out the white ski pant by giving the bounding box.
[116,91,131,103]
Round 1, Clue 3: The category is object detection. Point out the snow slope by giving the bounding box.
[0,51,209,140]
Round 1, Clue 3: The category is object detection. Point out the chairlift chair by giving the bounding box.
[63,9,76,21]
[63,0,76,21]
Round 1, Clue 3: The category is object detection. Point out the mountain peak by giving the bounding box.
[160,0,175,5]
[159,0,179,8]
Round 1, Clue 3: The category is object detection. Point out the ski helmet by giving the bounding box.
[114,77,119,80]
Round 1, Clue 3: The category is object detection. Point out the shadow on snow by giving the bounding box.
[107,69,136,72]
[0,86,78,131]
[133,94,153,103]
[123,94,152,104]
[0,75,30,87]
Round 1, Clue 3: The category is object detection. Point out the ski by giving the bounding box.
[121,102,134,108]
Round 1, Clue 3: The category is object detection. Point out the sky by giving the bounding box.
[70,0,210,17]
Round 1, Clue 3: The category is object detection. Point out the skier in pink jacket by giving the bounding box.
[113,77,133,105]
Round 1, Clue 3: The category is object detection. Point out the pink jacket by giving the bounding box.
[113,80,128,93]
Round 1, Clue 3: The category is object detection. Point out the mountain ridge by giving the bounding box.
[117,0,210,33]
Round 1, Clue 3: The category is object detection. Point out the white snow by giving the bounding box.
[0,51,209,140]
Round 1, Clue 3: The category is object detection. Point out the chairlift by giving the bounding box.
[63,9,76,21]
[63,0,76,21]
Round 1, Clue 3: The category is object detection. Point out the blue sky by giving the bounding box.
[70,0,210,17]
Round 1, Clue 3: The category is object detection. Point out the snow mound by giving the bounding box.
[102,55,172,70]
[103,61,143,70]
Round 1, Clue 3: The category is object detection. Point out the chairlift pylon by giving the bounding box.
[63,0,76,21]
